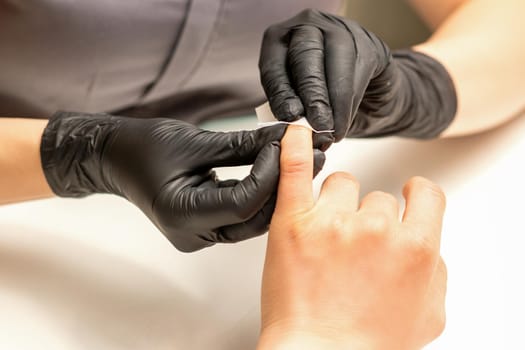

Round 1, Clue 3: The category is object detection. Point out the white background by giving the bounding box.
[1,114,524,349]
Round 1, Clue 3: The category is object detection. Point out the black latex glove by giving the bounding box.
[41,112,326,252]
[259,9,457,145]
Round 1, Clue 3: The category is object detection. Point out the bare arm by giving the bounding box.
[0,118,54,205]
[408,0,466,29]
[410,0,525,136]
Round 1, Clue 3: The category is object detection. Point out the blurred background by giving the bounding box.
[345,0,431,49]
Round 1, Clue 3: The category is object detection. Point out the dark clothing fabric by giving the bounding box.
[0,0,342,123]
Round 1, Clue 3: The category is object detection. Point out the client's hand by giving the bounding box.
[258,125,447,350]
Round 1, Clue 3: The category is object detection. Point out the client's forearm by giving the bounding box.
[0,118,53,204]
[414,0,525,137]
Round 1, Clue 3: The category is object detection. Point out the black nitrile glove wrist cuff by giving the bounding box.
[40,111,123,197]
[392,49,457,139]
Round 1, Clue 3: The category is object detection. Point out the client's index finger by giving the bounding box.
[275,125,315,214]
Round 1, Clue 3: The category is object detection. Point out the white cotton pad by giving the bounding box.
[255,102,334,133]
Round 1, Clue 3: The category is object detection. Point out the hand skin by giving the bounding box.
[0,118,53,205]
[410,0,525,136]
[258,125,447,350]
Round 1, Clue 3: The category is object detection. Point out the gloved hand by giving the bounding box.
[259,9,457,145]
[41,112,326,252]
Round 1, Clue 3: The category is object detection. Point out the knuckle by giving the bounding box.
[406,176,446,205]
[278,100,303,120]
[404,176,428,191]
[365,190,397,204]
[240,130,256,148]
[307,98,330,110]
[324,171,360,190]
[306,101,332,122]
[347,216,389,250]
[232,131,257,159]
[281,150,311,173]
[292,24,323,42]
[262,24,281,41]
[358,211,391,236]
[326,212,349,239]
[298,8,321,21]
[401,239,437,271]
[286,218,311,242]
[259,123,286,142]
[227,130,243,150]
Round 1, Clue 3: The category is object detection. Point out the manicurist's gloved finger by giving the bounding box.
[218,179,240,188]
[288,25,334,148]
[259,25,304,122]
[324,25,359,141]
[177,141,282,229]
[200,124,286,168]
[313,149,326,178]
[216,193,278,243]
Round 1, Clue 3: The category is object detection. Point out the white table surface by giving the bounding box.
[1,114,524,350]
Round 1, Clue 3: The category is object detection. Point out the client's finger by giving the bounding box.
[275,125,315,214]
[402,176,446,250]
[317,172,360,213]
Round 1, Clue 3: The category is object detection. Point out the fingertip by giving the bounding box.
[313,148,326,160]
[256,123,287,143]
[322,171,359,190]
[318,171,360,211]
[305,103,334,130]
[313,133,334,151]
[333,128,347,142]
[273,98,304,122]
[313,149,326,178]
[403,176,446,209]
[282,124,313,149]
